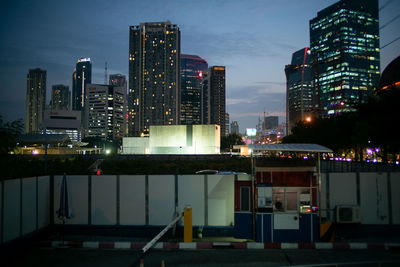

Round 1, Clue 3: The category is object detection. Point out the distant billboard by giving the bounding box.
[246,128,257,137]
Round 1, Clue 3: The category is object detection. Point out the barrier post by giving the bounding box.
[184,206,192,242]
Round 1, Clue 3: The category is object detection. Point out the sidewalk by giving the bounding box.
[40,237,400,251]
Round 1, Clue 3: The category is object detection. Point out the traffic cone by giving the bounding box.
[139,258,144,267]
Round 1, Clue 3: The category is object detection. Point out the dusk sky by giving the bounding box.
[0,0,399,132]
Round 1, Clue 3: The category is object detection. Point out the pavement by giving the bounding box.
[5,232,400,266]
[10,247,400,267]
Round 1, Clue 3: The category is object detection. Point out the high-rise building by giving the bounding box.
[109,73,127,89]
[86,84,126,141]
[128,21,181,137]
[26,68,46,133]
[51,84,70,111]
[225,113,230,136]
[230,121,239,134]
[109,74,128,135]
[72,58,92,111]
[310,0,380,116]
[285,47,314,133]
[264,116,279,130]
[181,54,208,125]
[203,66,226,136]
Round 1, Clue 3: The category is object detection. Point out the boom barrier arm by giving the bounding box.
[142,211,184,254]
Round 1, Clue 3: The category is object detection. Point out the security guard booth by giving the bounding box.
[234,144,332,242]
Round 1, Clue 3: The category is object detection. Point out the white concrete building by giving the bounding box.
[123,124,220,154]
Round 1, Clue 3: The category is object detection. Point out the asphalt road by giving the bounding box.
[8,247,400,267]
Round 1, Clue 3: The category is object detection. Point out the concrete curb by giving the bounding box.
[40,241,400,250]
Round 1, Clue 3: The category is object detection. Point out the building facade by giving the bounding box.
[72,58,92,111]
[51,84,70,111]
[264,116,279,130]
[122,124,220,155]
[231,121,239,134]
[40,110,82,142]
[109,73,127,89]
[225,113,230,136]
[310,0,380,116]
[285,48,314,133]
[180,54,208,125]
[86,84,126,141]
[26,68,46,134]
[128,21,181,137]
[203,66,226,136]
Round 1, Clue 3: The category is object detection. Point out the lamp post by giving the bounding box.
[251,150,256,240]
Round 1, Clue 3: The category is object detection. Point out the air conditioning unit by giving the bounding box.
[336,206,361,223]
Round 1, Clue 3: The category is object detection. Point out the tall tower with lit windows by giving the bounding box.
[26,68,46,133]
[285,47,314,133]
[202,66,226,137]
[128,21,181,137]
[181,54,208,125]
[72,58,92,111]
[310,0,380,117]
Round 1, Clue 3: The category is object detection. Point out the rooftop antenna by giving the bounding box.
[104,62,108,84]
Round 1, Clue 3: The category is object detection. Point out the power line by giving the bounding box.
[381,35,400,49]
[380,13,400,30]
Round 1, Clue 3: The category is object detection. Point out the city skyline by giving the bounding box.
[1,0,399,132]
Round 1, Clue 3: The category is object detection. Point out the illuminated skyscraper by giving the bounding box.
[26,68,46,133]
[51,84,70,111]
[86,84,126,141]
[285,47,314,133]
[203,66,226,136]
[128,21,181,136]
[181,54,208,125]
[310,0,380,116]
[109,74,128,135]
[72,58,92,111]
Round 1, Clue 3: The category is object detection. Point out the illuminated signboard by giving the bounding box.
[246,128,256,137]
[78,58,91,63]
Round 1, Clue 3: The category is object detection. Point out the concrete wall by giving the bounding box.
[1,176,50,244]
[321,172,399,224]
[122,137,149,154]
[391,173,400,224]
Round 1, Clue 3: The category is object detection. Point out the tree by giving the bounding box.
[221,133,244,151]
[0,116,24,154]
[282,89,400,163]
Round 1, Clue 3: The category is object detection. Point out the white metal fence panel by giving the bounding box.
[119,175,146,225]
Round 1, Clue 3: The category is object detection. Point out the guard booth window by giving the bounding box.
[273,188,309,212]
[240,186,250,211]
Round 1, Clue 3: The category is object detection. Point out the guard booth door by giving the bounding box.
[271,187,317,242]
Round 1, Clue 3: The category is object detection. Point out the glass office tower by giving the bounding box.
[181,54,208,125]
[203,66,226,136]
[285,47,314,133]
[310,0,380,116]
